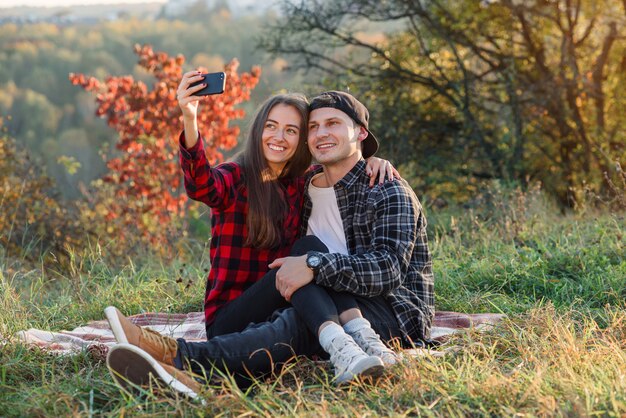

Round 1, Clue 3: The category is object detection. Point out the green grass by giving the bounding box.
[1,194,625,416]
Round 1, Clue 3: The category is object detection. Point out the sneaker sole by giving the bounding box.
[336,356,385,385]
[105,306,129,344]
[107,343,201,401]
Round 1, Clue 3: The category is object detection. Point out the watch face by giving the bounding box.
[307,254,322,269]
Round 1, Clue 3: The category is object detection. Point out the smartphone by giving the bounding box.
[190,72,226,96]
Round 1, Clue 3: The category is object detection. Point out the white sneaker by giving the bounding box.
[319,324,384,384]
[344,318,400,366]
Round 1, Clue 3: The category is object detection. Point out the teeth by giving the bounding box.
[268,144,285,151]
[318,144,335,149]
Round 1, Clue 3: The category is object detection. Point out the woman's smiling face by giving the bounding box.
[262,103,303,175]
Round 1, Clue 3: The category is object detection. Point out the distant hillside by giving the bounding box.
[162,0,272,18]
[0,4,302,198]
[0,0,274,22]
[0,3,164,21]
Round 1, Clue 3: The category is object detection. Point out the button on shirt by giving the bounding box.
[300,160,435,343]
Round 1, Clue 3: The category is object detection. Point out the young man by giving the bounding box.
[105,91,434,396]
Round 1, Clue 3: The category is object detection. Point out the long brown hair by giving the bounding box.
[236,93,311,249]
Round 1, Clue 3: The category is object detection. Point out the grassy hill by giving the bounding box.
[1,187,624,416]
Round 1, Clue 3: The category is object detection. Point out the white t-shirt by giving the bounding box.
[306,173,348,255]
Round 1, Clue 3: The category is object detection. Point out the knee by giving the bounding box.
[269,308,310,340]
[290,235,328,256]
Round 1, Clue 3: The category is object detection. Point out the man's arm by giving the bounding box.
[272,181,424,300]
[313,181,421,296]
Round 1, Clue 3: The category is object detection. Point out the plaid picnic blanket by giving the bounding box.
[9,311,506,359]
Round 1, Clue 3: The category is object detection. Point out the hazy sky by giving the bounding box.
[0,0,167,7]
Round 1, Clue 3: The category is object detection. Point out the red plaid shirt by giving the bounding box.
[179,133,305,326]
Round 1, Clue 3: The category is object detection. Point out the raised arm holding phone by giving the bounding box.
[178,71,225,148]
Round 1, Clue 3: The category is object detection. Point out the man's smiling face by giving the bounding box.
[307,107,366,165]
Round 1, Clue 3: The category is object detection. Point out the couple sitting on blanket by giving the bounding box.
[104,73,434,400]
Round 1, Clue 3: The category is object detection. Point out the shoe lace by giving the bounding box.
[142,327,178,353]
[354,328,394,356]
[331,338,365,371]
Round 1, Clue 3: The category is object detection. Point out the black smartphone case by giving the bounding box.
[190,72,226,96]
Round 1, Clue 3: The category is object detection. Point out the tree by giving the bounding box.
[262,0,626,206]
[0,119,84,268]
[70,44,260,254]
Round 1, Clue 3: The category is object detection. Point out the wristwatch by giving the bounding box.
[306,251,323,273]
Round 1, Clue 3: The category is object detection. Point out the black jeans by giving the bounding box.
[176,237,405,385]
[206,236,360,339]
[176,296,403,386]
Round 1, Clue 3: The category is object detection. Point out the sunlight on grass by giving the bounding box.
[1,189,624,415]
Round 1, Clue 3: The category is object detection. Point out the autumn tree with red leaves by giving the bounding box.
[70,44,260,256]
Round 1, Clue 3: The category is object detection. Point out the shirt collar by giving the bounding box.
[335,159,366,190]
[306,159,367,189]
[306,158,367,188]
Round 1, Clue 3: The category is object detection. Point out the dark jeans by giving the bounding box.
[176,237,405,385]
[176,296,403,386]
[206,236,360,339]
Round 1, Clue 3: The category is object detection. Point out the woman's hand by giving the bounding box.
[365,157,401,187]
[177,71,205,148]
[177,70,205,118]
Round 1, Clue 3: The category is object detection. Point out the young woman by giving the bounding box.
[174,71,398,381]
